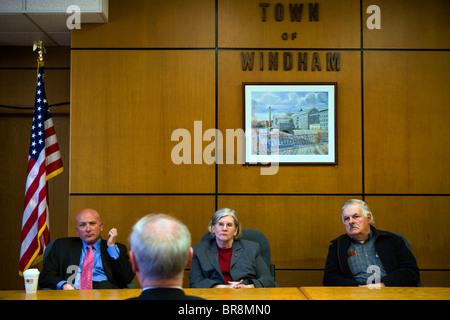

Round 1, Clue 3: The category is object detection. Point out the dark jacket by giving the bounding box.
[39,237,135,289]
[128,288,205,300]
[323,227,420,286]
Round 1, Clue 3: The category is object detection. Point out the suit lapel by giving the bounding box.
[206,240,223,278]
[69,238,83,266]
[230,241,242,269]
[64,239,82,282]
[99,239,113,278]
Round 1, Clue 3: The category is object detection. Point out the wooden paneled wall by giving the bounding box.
[1,0,449,289]
[68,0,450,287]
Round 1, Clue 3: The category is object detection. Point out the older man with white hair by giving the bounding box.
[128,213,204,300]
[323,199,420,287]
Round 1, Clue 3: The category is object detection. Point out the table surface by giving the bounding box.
[299,286,450,300]
[1,287,449,300]
[0,287,306,300]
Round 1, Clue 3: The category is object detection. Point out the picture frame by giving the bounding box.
[242,82,337,165]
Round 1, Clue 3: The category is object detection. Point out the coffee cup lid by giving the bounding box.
[23,268,40,276]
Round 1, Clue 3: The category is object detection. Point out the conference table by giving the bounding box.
[299,286,450,300]
[0,287,449,300]
[0,287,305,300]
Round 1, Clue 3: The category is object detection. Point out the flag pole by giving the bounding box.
[19,40,48,277]
[31,40,47,267]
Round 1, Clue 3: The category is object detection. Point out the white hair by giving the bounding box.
[129,214,191,280]
[341,199,375,225]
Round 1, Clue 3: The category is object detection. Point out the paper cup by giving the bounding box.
[23,268,40,293]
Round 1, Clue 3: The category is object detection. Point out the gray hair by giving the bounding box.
[129,214,191,281]
[341,199,375,225]
[208,208,242,240]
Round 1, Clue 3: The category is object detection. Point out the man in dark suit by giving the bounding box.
[128,214,204,300]
[39,208,135,290]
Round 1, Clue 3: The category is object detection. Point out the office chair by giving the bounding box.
[394,232,425,287]
[42,239,55,265]
[201,229,276,279]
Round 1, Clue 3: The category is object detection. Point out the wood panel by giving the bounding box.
[0,46,70,69]
[364,51,450,194]
[0,69,69,115]
[71,0,215,48]
[182,270,450,288]
[365,196,450,270]
[70,50,216,194]
[217,196,351,268]
[219,0,360,48]
[217,50,362,194]
[69,195,215,246]
[274,270,324,287]
[420,271,450,287]
[363,0,450,49]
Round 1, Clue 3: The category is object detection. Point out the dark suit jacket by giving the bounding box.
[128,288,205,300]
[323,226,420,286]
[189,239,277,288]
[39,237,135,289]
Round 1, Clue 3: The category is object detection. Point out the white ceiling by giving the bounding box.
[0,0,108,46]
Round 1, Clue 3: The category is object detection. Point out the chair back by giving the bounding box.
[394,233,412,252]
[43,239,55,264]
[394,232,425,287]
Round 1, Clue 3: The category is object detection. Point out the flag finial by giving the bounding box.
[33,40,45,63]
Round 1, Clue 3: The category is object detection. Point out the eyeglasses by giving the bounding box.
[216,222,235,229]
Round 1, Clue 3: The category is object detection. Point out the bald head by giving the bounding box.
[75,208,103,244]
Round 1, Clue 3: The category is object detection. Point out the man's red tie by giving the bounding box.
[80,245,94,290]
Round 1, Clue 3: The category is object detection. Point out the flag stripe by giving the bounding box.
[19,64,63,276]
[45,145,61,162]
[45,133,58,147]
[21,155,46,242]
[44,123,56,136]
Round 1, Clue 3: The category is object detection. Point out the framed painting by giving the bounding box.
[243,82,337,165]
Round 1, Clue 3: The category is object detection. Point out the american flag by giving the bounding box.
[19,65,63,276]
